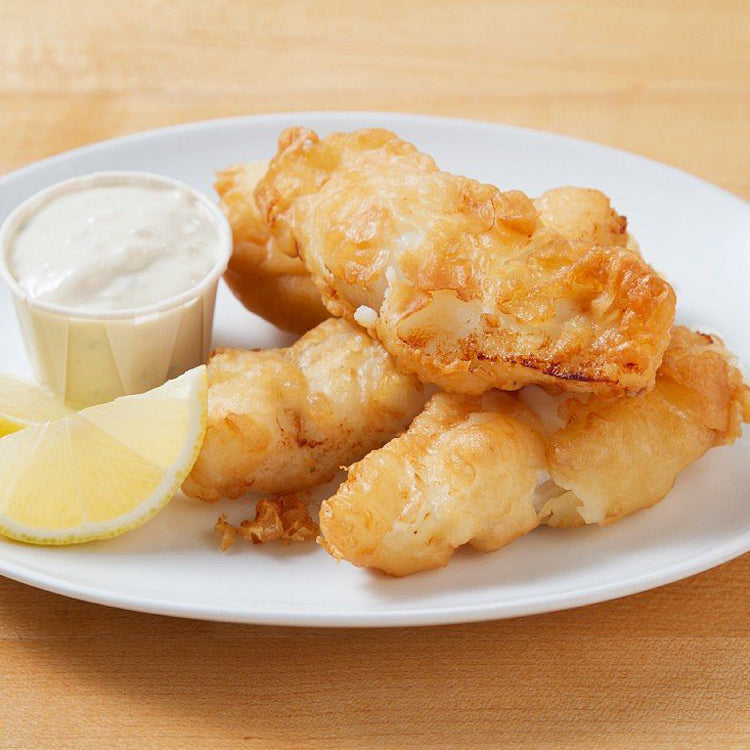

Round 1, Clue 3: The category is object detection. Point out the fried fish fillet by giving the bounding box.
[256,127,675,396]
[216,161,329,333]
[319,327,749,576]
[182,318,428,501]
[217,159,631,334]
[532,326,750,527]
[319,391,547,576]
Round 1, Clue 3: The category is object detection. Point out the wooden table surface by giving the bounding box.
[1,1,748,747]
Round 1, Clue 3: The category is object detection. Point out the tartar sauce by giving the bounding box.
[9,183,220,312]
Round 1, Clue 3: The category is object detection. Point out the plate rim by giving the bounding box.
[2,110,748,214]
[0,110,748,626]
[0,529,748,626]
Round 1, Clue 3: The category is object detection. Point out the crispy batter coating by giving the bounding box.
[319,391,546,576]
[256,127,676,396]
[534,326,750,527]
[532,187,631,249]
[183,317,428,502]
[216,161,329,333]
[320,327,749,576]
[215,495,319,551]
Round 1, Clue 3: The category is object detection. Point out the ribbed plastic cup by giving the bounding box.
[0,172,231,408]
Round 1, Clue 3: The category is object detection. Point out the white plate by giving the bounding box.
[0,112,748,627]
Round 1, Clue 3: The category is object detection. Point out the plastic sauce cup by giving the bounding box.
[0,172,231,408]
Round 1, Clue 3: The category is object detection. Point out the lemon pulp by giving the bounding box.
[0,374,72,437]
[0,366,207,545]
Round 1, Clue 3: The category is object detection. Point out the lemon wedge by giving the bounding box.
[0,374,72,437]
[0,366,207,545]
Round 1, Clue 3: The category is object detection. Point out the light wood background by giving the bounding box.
[1,1,748,747]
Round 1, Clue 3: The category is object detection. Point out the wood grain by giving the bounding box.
[0,0,748,747]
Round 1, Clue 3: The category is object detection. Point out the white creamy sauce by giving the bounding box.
[10,184,219,312]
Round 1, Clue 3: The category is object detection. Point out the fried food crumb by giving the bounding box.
[215,494,319,551]
[215,514,237,552]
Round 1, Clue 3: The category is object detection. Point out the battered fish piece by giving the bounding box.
[183,318,427,501]
[216,161,329,333]
[320,327,749,576]
[319,391,546,577]
[256,127,675,396]
[219,162,631,333]
[531,327,750,527]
